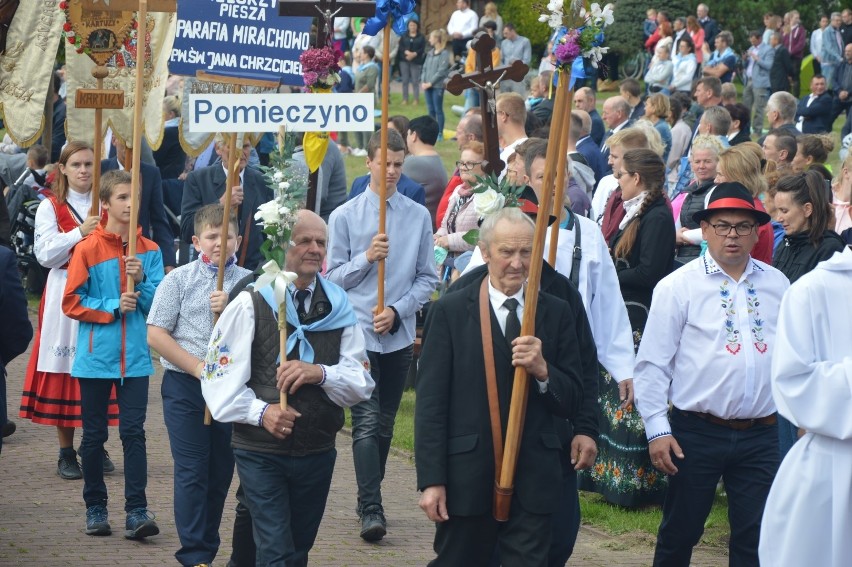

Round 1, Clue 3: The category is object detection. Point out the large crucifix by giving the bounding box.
[446,31,529,177]
[279,0,376,211]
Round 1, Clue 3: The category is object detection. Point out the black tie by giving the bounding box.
[295,289,311,320]
[503,298,521,345]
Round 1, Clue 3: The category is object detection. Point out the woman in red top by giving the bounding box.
[19,141,118,479]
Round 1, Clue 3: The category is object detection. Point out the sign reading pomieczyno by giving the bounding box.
[170,0,311,85]
[188,93,376,132]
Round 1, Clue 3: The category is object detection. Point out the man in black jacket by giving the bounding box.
[795,75,834,134]
[769,31,794,94]
[180,137,272,271]
[416,207,587,567]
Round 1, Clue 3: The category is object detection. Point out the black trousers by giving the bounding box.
[653,410,779,567]
[430,496,552,567]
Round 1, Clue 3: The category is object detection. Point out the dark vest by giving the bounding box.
[232,282,345,456]
[676,179,714,262]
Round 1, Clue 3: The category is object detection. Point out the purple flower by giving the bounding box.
[303,71,318,87]
[555,33,581,63]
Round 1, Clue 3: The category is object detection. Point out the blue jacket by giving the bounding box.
[796,92,834,134]
[63,225,164,379]
[751,42,774,90]
[576,136,607,183]
[348,173,426,206]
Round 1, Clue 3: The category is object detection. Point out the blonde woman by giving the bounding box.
[479,1,504,41]
[642,94,672,161]
[421,29,452,136]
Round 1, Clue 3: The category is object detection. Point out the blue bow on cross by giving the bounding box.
[363,0,416,36]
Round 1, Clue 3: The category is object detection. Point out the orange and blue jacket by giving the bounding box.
[62,224,164,379]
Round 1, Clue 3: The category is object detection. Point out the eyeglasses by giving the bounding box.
[709,222,757,236]
[456,160,483,171]
[613,170,634,180]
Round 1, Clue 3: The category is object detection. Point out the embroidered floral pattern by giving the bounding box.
[203,329,233,381]
[719,280,741,355]
[48,345,75,358]
[745,279,767,353]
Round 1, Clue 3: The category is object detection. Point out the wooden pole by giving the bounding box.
[126,0,147,294]
[547,88,574,266]
[90,67,109,217]
[494,71,569,521]
[376,24,391,312]
[277,125,289,412]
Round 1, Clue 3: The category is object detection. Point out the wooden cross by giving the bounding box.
[279,0,375,211]
[446,31,529,177]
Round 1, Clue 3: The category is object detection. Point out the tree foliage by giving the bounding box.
[604,0,690,56]
[499,0,553,62]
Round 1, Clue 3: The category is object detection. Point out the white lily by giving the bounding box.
[255,260,299,307]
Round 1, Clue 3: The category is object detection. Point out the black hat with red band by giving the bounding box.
[692,182,771,226]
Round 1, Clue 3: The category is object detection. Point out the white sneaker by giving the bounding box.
[451,105,465,117]
[351,148,368,157]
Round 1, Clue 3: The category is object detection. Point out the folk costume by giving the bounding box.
[20,192,118,428]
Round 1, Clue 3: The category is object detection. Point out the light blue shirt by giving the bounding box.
[326,188,438,354]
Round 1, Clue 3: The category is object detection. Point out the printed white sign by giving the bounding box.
[188,93,375,132]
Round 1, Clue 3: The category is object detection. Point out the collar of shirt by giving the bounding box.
[613,120,629,133]
[289,279,317,314]
[221,164,244,185]
[365,186,402,210]
[701,252,763,282]
[487,277,525,336]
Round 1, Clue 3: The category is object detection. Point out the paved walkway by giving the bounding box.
[0,309,727,566]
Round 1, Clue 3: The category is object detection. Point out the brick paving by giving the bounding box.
[0,309,727,566]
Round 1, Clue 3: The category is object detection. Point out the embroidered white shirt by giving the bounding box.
[634,253,790,441]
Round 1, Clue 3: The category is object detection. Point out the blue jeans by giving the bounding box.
[234,448,336,567]
[162,370,235,566]
[351,346,413,510]
[653,410,779,567]
[776,414,799,459]
[425,87,446,135]
[79,376,150,511]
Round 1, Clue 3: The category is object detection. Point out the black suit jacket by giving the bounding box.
[101,158,176,268]
[180,164,272,271]
[0,247,32,378]
[796,92,834,133]
[415,271,584,517]
[577,136,607,183]
[589,109,605,146]
[450,263,599,446]
[770,46,793,93]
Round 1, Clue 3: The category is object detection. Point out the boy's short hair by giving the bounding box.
[194,203,238,236]
[362,45,375,60]
[99,169,132,203]
[367,128,405,159]
[27,145,49,169]
[619,78,641,98]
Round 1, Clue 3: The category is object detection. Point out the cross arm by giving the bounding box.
[446,60,529,96]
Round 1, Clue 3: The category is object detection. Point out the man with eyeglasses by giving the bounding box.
[634,182,789,567]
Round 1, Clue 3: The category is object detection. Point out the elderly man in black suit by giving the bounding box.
[415,206,587,567]
[796,75,834,133]
[180,136,273,271]
[101,135,176,271]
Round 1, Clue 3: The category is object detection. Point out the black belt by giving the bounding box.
[676,408,777,431]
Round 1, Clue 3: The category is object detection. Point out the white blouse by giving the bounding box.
[33,189,93,269]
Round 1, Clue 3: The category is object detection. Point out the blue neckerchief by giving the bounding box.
[255,277,357,364]
[357,61,379,73]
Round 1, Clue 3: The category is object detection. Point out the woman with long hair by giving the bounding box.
[791,134,834,181]
[584,148,674,507]
[478,1,503,41]
[19,141,118,479]
[715,145,774,263]
[397,19,426,106]
[421,29,452,138]
[773,170,846,457]
[686,16,705,63]
[642,93,672,161]
[670,37,697,94]
[434,141,484,257]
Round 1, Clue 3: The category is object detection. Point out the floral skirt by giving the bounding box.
[577,361,667,508]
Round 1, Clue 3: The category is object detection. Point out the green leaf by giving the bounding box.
[462,229,480,246]
[271,247,286,268]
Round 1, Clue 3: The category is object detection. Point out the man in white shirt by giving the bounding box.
[634,182,789,567]
[446,0,479,59]
[201,210,375,566]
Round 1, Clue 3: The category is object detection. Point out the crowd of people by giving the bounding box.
[0,4,851,567]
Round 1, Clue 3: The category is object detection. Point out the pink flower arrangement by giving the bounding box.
[299,46,343,89]
[554,31,582,65]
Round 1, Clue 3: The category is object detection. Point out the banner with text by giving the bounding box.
[170,0,311,85]
[188,93,376,132]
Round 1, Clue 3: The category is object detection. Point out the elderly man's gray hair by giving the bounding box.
[479,206,536,247]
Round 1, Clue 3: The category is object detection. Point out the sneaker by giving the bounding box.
[351,148,368,157]
[124,508,160,539]
[58,452,83,480]
[359,506,386,542]
[103,450,115,473]
[2,420,15,438]
[85,504,111,536]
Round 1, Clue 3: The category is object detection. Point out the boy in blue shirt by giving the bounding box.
[147,204,250,566]
[63,169,164,539]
